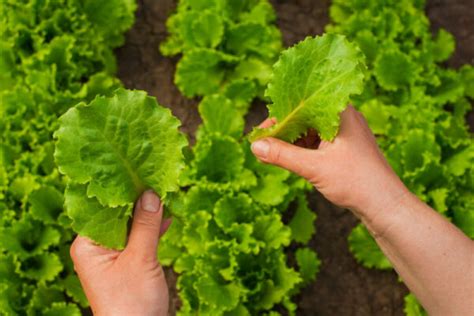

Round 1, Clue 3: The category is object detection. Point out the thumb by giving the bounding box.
[126,190,163,259]
[251,138,317,179]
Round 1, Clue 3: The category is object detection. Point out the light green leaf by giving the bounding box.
[191,10,224,48]
[55,88,187,207]
[254,214,291,249]
[295,247,320,285]
[0,218,61,258]
[198,95,244,139]
[404,293,427,316]
[175,49,238,97]
[453,206,474,239]
[214,193,256,230]
[430,29,455,62]
[254,253,301,309]
[83,0,137,46]
[374,50,415,91]
[60,275,89,308]
[188,134,245,184]
[249,34,365,142]
[28,186,64,224]
[27,284,64,315]
[195,275,241,313]
[445,144,474,177]
[428,188,448,215]
[43,302,81,316]
[65,183,132,250]
[348,224,392,269]
[223,79,257,113]
[250,172,290,206]
[16,253,63,281]
[289,195,316,243]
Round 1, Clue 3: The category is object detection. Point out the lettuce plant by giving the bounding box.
[0,0,136,313]
[161,0,282,112]
[159,95,320,315]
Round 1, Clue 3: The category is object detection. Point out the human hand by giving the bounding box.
[70,191,171,316]
[251,106,408,219]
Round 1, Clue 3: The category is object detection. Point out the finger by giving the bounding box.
[160,218,172,237]
[251,137,318,179]
[70,236,96,266]
[338,105,362,137]
[258,117,277,128]
[126,190,163,260]
[70,236,119,274]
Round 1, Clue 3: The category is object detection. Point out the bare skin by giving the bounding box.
[251,106,474,315]
[70,191,171,316]
[71,106,473,315]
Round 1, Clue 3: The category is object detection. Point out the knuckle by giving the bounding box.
[134,213,160,230]
[70,238,86,263]
[126,247,157,265]
[269,141,282,163]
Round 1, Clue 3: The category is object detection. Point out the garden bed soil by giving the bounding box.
[116,1,473,315]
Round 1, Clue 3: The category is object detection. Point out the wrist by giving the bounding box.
[351,174,412,236]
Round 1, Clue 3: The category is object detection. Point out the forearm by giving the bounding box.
[357,189,474,315]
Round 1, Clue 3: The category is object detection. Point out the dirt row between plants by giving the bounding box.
[116,0,473,314]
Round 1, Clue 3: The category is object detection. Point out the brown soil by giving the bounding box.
[116,1,473,315]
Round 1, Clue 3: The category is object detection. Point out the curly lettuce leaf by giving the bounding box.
[27,284,65,316]
[295,248,321,286]
[197,95,244,139]
[249,34,365,142]
[348,224,392,269]
[404,293,427,316]
[289,195,316,243]
[249,171,290,206]
[374,49,416,91]
[175,49,238,97]
[28,186,64,224]
[55,89,187,207]
[16,253,63,282]
[183,134,245,185]
[43,302,81,316]
[0,218,61,258]
[82,0,137,47]
[60,275,89,308]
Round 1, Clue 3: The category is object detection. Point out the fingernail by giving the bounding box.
[251,140,270,159]
[141,190,161,213]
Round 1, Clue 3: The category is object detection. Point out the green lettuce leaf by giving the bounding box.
[16,253,63,282]
[289,195,316,243]
[28,186,64,224]
[348,224,392,269]
[55,88,187,207]
[404,293,427,316]
[295,248,321,286]
[197,95,244,139]
[65,183,132,249]
[43,302,81,316]
[249,34,365,142]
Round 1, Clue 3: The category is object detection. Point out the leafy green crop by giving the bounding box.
[0,0,136,313]
[55,89,188,249]
[160,95,319,315]
[249,34,366,142]
[328,0,474,313]
[161,0,282,113]
[161,2,326,314]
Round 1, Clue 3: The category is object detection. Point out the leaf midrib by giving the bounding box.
[269,67,353,138]
[94,111,147,196]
